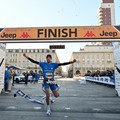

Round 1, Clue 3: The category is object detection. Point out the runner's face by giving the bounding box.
[46,57,52,63]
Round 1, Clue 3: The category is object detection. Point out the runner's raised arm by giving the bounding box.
[58,59,76,66]
[23,53,39,65]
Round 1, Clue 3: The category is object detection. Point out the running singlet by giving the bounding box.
[39,62,58,80]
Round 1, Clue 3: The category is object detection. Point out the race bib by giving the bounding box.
[46,72,53,79]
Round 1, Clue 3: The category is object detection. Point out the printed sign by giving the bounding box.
[0,26,120,42]
[85,76,115,85]
[113,42,120,96]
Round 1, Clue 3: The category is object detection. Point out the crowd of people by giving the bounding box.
[4,67,116,93]
[23,70,42,84]
[4,68,15,93]
[4,67,42,93]
[85,69,115,78]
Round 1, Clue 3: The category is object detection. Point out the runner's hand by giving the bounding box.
[23,53,27,58]
[72,59,77,63]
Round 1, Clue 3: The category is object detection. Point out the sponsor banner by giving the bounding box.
[113,42,120,96]
[0,43,6,93]
[85,76,115,85]
[0,26,120,41]
[14,90,44,105]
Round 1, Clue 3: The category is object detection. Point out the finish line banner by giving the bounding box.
[0,26,120,42]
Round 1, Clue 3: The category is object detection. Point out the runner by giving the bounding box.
[23,53,76,115]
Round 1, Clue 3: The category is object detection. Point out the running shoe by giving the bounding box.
[51,99,55,103]
[46,108,51,116]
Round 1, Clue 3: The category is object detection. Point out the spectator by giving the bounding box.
[24,71,29,85]
[28,74,33,83]
[7,68,13,92]
[4,68,10,92]
[12,71,16,86]
[85,70,91,76]
[34,71,40,83]
[30,70,35,83]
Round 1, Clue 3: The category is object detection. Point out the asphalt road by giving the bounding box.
[0,78,120,120]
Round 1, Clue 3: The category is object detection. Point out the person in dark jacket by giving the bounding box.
[4,68,10,92]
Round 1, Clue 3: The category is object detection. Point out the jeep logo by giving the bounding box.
[100,31,117,37]
[0,32,17,39]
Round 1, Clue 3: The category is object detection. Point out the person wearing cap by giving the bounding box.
[23,53,76,115]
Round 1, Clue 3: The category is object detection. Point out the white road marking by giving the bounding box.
[7,106,16,109]
[93,108,102,112]
[65,107,71,110]
[34,107,41,110]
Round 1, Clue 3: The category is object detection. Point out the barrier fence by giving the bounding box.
[85,76,115,86]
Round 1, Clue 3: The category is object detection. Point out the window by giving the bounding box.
[108,54,110,59]
[9,50,13,52]
[35,49,38,53]
[27,49,29,53]
[97,54,99,58]
[39,49,42,52]
[42,49,44,53]
[16,49,19,53]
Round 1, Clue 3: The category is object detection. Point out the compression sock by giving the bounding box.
[46,105,51,115]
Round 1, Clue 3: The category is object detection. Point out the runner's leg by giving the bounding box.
[52,90,59,97]
[41,85,54,104]
[50,84,59,97]
[45,88,51,115]
[45,88,50,105]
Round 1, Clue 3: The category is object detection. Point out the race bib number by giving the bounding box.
[46,72,53,79]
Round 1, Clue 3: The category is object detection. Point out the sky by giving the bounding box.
[0,0,120,71]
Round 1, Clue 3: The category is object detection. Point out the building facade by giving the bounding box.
[94,0,115,45]
[98,0,115,25]
[68,45,114,77]
[6,49,62,75]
